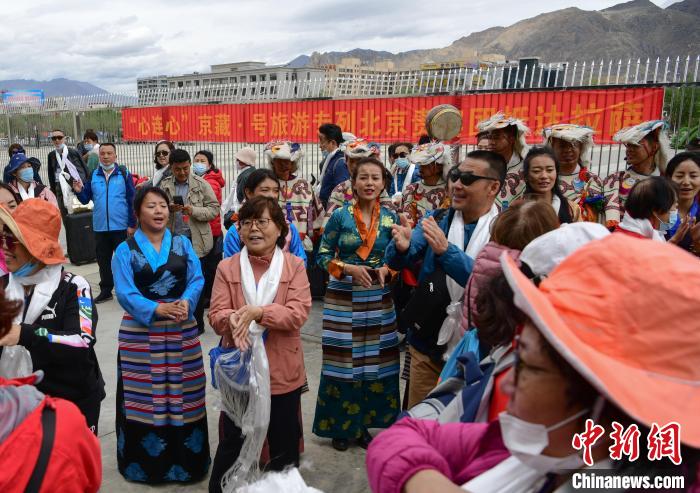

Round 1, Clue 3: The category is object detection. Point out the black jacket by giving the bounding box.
[47,147,88,195]
[17,270,105,404]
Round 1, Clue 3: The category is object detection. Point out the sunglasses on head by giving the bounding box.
[392,152,408,159]
[448,168,499,186]
[155,150,170,157]
[50,135,64,141]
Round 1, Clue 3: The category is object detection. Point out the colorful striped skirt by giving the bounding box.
[313,277,401,439]
[116,313,210,484]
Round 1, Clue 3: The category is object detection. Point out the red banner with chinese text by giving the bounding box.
[121,87,664,145]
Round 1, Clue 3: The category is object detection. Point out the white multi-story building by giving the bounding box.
[137,62,326,105]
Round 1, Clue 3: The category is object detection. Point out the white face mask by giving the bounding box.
[499,407,592,473]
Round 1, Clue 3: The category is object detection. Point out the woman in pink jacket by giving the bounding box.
[207,196,312,493]
[367,235,700,493]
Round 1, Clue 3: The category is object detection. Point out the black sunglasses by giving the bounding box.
[155,150,170,157]
[392,152,408,159]
[448,168,498,186]
[50,135,64,141]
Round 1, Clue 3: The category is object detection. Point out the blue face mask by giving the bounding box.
[396,157,410,170]
[18,167,34,183]
[657,210,678,232]
[193,163,208,176]
[100,162,115,171]
[321,150,329,159]
[13,260,39,277]
[84,144,94,153]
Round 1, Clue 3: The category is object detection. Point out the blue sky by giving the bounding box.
[1,0,675,92]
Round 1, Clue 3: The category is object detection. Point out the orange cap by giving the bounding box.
[0,199,66,265]
[501,234,700,447]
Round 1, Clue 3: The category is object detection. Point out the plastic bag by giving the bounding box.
[437,328,480,384]
[235,468,324,493]
[215,327,271,492]
[0,346,33,379]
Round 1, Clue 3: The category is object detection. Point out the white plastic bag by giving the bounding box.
[0,346,33,378]
[235,468,324,493]
[216,325,271,492]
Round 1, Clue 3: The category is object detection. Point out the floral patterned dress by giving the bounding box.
[312,202,401,440]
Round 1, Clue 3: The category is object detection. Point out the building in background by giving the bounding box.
[137,62,325,105]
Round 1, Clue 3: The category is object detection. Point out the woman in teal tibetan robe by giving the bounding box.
[312,157,400,452]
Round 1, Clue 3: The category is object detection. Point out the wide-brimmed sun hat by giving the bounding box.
[235,147,257,166]
[501,234,700,447]
[0,199,66,265]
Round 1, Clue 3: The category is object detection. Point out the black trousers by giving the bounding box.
[95,230,127,293]
[208,388,302,493]
[74,391,102,435]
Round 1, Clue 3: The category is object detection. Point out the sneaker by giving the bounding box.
[332,438,349,451]
[94,292,113,304]
[357,430,373,450]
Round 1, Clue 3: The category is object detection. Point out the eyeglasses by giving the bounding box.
[392,152,408,159]
[240,218,272,229]
[448,168,499,186]
[155,150,170,157]
[0,232,18,251]
[50,135,64,141]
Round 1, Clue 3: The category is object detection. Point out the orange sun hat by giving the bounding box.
[501,234,700,447]
[0,199,66,265]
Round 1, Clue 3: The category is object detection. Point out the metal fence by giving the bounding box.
[1,55,698,192]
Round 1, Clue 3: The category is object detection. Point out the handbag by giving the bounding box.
[398,262,451,346]
[397,208,451,347]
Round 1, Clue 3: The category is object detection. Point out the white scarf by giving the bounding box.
[437,204,499,358]
[618,214,666,242]
[221,246,284,490]
[392,163,416,201]
[152,164,170,187]
[551,194,561,215]
[316,148,339,194]
[16,182,35,201]
[6,265,63,325]
[55,146,82,213]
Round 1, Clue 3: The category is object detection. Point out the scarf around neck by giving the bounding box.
[352,199,381,260]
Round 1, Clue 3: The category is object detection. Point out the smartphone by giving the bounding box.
[173,195,184,206]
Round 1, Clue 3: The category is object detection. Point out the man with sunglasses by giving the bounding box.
[46,129,89,217]
[386,150,506,408]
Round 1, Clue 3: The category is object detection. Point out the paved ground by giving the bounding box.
[67,260,377,493]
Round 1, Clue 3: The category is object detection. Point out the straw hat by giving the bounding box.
[0,199,66,265]
[501,234,700,447]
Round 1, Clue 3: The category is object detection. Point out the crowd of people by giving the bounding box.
[0,114,698,492]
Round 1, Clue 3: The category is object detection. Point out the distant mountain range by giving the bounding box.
[0,78,107,97]
[289,0,700,69]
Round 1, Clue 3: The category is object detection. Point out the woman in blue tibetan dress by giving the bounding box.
[312,157,401,452]
[112,186,210,484]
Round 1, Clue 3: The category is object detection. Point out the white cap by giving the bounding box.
[519,222,610,278]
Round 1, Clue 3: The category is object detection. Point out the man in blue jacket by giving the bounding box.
[73,143,136,303]
[317,123,348,208]
[385,150,505,408]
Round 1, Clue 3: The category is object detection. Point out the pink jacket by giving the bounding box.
[462,242,521,330]
[366,418,509,493]
[208,251,312,395]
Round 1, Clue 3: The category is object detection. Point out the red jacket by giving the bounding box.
[204,169,225,237]
[0,376,101,493]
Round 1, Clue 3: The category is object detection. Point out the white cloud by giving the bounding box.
[0,0,672,92]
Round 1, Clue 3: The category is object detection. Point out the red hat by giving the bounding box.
[501,234,700,447]
[0,199,66,265]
